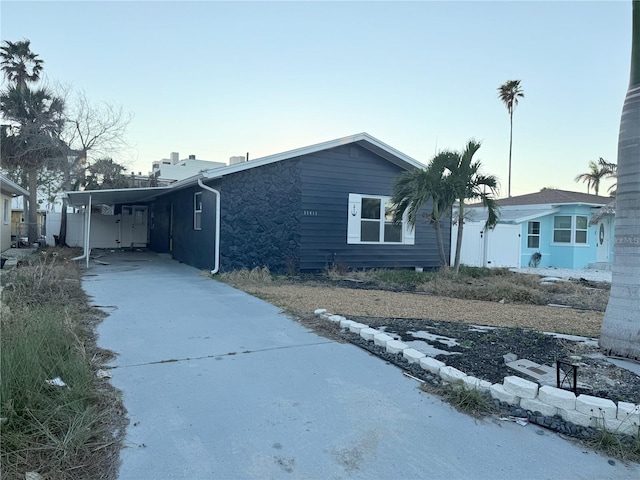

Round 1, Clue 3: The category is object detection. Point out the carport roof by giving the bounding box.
[66,186,172,207]
[0,174,29,197]
[466,206,560,224]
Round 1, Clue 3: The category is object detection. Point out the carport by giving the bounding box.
[65,187,169,267]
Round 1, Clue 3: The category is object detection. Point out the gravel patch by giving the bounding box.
[249,284,605,337]
[511,267,612,283]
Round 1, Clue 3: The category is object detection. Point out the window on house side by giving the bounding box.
[3,199,8,224]
[553,216,572,243]
[575,216,588,244]
[527,221,540,248]
[553,215,589,244]
[347,194,413,245]
[194,192,202,230]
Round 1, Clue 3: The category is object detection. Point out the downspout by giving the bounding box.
[197,178,221,274]
[72,194,92,267]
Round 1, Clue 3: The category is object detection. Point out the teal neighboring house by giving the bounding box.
[455,189,615,270]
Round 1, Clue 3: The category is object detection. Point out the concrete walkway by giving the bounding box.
[85,251,638,480]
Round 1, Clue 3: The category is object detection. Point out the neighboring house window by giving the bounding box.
[194,192,202,230]
[575,216,588,244]
[527,221,540,248]
[3,199,8,224]
[553,215,588,244]
[347,193,415,245]
[553,216,572,243]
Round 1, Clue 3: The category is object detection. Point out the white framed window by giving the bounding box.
[575,216,588,244]
[553,216,572,243]
[347,193,414,245]
[194,192,202,230]
[3,199,8,224]
[527,221,540,248]
[553,215,588,245]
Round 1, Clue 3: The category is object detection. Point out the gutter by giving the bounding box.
[197,179,221,274]
[72,193,92,268]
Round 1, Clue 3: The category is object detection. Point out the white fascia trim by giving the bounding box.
[511,208,561,224]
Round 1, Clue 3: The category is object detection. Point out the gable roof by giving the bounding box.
[66,133,425,207]
[200,132,425,181]
[0,174,29,197]
[495,189,613,207]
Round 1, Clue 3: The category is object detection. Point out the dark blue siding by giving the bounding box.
[151,185,216,270]
[299,144,448,271]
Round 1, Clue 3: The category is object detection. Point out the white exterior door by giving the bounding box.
[451,222,484,267]
[485,224,521,268]
[596,219,611,263]
[120,205,148,248]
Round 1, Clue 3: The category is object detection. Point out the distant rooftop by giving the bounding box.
[492,189,613,207]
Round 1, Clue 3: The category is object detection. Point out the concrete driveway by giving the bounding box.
[85,251,638,480]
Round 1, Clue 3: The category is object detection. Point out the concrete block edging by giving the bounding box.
[314,309,639,438]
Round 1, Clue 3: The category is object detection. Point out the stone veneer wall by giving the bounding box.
[216,159,302,273]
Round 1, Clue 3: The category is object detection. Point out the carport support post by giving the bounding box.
[85,194,92,268]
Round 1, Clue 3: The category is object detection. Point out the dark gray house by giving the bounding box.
[66,133,450,273]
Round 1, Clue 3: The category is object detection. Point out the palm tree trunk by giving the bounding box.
[432,202,448,267]
[454,201,465,274]
[27,166,38,244]
[508,110,513,197]
[599,0,640,360]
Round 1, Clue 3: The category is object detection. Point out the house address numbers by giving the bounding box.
[303,210,319,216]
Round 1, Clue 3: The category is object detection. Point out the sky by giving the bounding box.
[1,0,633,197]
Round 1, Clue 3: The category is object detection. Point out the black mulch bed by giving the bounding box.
[341,315,640,406]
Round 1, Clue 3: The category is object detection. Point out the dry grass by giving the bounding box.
[1,247,126,480]
[219,266,608,337]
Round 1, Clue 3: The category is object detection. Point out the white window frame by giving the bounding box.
[194,192,202,230]
[347,193,414,245]
[527,221,540,249]
[575,215,588,244]
[552,215,589,245]
[3,199,8,224]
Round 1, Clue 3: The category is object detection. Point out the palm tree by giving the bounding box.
[392,152,458,267]
[0,40,44,91]
[574,158,611,195]
[1,50,65,242]
[392,141,500,274]
[600,0,640,360]
[497,80,525,197]
[447,140,500,274]
[598,157,618,194]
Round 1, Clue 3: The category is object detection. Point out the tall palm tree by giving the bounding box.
[574,158,611,195]
[1,40,64,243]
[447,140,500,274]
[392,152,458,267]
[498,80,525,197]
[600,0,640,360]
[597,157,618,194]
[0,40,43,91]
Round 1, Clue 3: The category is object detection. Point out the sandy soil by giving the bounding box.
[246,284,604,337]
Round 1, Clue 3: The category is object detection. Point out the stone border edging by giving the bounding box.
[313,309,640,439]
